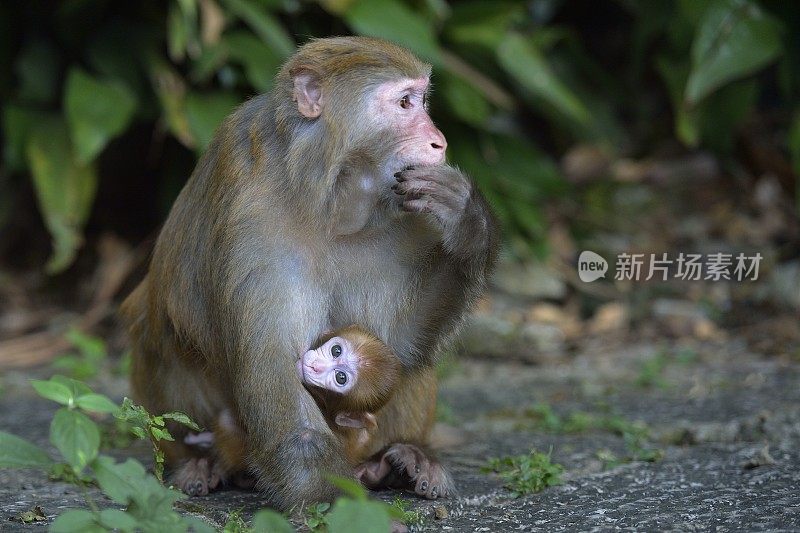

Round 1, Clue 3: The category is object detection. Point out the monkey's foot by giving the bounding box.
[171,457,223,496]
[356,443,454,499]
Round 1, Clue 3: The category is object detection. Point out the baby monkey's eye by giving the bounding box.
[335,370,347,385]
[400,95,412,109]
[331,344,342,358]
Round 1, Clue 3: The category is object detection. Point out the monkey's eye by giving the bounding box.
[331,344,342,358]
[400,95,412,109]
[335,370,347,386]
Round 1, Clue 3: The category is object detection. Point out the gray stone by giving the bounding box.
[491,260,566,300]
[2,319,799,531]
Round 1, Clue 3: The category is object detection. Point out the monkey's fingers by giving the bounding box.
[393,178,466,212]
[394,167,470,198]
[401,198,453,227]
[355,456,393,488]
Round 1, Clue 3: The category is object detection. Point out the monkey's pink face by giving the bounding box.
[297,336,358,394]
[373,77,447,167]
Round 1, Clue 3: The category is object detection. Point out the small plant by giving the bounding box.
[115,397,200,481]
[517,403,664,466]
[303,502,330,531]
[324,476,404,532]
[390,497,424,527]
[51,329,108,380]
[0,376,218,533]
[521,403,563,432]
[483,449,563,497]
[221,509,251,532]
[0,376,412,532]
[636,352,670,389]
[114,350,133,377]
[636,346,698,389]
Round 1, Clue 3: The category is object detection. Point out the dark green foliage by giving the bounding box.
[115,397,200,481]
[0,377,408,532]
[52,329,108,380]
[1,0,797,271]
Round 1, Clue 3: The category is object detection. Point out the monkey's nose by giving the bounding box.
[430,129,447,152]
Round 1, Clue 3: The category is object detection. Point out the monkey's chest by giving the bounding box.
[322,238,422,337]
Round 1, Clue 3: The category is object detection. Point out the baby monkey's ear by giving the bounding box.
[335,411,378,430]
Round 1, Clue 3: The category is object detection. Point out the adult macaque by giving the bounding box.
[121,36,498,507]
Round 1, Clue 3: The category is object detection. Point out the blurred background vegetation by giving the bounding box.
[0,0,798,273]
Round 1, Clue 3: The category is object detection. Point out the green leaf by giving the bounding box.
[445,1,525,49]
[75,393,119,414]
[49,509,98,533]
[91,456,147,504]
[52,376,93,398]
[326,498,391,533]
[224,30,282,92]
[50,408,100,472]
[497,33,589,126]
[31,379,74,406]
[696,78,757,153]
[64,68,137,163]
[161,411,202,431]
[86,24,147,97]
[14,39,60,105]
[150,426,174,442]
[1,105,52,172]
[124,476,186,530]
[148,58,194,148]
[685,0,782,105]
[65,329,107,359]
[222,0,295,58]
[344,0,441,63]
[183,516,216,533]
[25,118,98,273]
[252,510,295,533]
[326,474,368,500]
[98,509,138,532]
[438,72,491,127]
[656,54,700,146]
[0,431,53,468]
[185,92,239,151]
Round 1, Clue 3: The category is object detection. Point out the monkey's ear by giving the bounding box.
[335,412,377,430]
[291,69,323,119]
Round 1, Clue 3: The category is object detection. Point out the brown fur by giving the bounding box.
[213,325,403,469]
[121,36,498,508]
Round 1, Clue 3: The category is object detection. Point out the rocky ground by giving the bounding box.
[1,299,798,531]
[1,160,799,531]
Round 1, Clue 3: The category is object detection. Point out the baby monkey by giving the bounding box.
[184,325,402,487]
[297,325,401,442]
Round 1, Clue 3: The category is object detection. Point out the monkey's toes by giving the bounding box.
[172,457,218,496]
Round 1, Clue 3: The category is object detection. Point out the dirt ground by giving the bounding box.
[1,290,798,531]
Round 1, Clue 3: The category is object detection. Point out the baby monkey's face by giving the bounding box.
[297,336,359,394]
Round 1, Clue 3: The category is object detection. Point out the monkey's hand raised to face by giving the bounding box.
[393,165,497,264]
